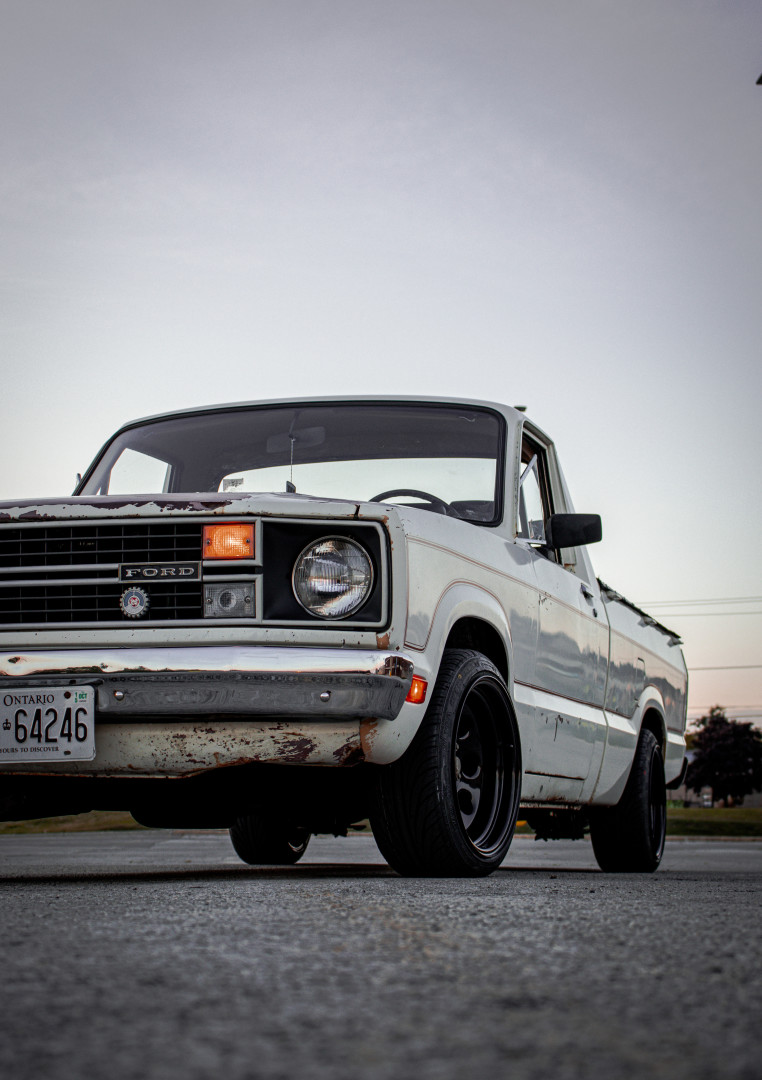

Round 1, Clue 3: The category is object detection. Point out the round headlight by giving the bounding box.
[292,536,374,619]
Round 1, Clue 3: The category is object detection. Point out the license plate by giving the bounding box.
[0,686,95,762]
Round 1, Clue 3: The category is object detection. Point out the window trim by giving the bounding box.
[517,433,558,562]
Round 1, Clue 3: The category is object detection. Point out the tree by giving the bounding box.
[686,706,762,807]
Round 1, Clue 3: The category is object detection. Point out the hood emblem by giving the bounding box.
[120,586,150,619]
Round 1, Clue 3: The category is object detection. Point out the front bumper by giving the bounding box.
[0,646,414,722]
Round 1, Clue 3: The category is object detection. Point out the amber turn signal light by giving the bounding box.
[405,676,428,705]
[203,523,254,560]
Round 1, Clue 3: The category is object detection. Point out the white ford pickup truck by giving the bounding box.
[0,397,687,875]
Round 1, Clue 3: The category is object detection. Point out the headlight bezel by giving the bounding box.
[291,535,375,620]
[261,520,388,627]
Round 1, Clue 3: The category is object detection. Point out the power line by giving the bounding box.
[688,664,762,671]
[689,704,762,710]
[687,710,762,723]
[689,717,762,721]
[688,707,762,713]
[687,704,762,712]
[651,613,759,622]
[637,596,762,606]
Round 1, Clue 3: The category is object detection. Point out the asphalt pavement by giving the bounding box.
[1,833,760,1080]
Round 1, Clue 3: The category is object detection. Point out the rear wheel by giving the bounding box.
[229,814,311,865]
[370,649,522,877]
[589,727,666,872]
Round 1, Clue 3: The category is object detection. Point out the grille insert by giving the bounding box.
[0,583,203,624]
[0,523,201,569]
[0,523,204,626]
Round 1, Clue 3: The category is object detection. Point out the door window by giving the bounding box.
[517,435,556,561]
[518,456,546,543]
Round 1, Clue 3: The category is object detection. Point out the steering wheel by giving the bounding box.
[370,488,454,516]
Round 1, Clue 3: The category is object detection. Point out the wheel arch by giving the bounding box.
[443,616,510,684]
[592,690,668,805]
[410,582,514,687]
[367,586,515,767]
[639,703,667,759]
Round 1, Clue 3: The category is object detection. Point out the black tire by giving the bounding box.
[589,728,666,873]
[370,649,522,877]
[229,815,311,865]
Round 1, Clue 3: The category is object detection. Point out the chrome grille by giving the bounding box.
[0,582,203,624]
[0,522,203,626]
[0,522,201,569]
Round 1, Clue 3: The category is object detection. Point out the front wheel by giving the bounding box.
[229,814,311,865]
[370,649,522,876]
[589,727,666,873]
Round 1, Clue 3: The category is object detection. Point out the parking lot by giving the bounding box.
[1,833,760,1080]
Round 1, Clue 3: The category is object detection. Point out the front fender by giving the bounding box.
[364,583,517,766]
[406,582,514,688]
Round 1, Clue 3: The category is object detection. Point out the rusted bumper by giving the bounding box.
[0,646,415,722]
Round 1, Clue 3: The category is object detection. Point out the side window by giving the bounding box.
[104,449,171,494]
[517,435,557,560]
[518,457,546,542]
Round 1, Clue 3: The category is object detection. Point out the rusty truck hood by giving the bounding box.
[0,492,383,523]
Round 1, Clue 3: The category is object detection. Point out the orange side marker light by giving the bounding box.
[406,676,428,705]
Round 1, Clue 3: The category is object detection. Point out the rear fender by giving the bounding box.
[591,688,682,805]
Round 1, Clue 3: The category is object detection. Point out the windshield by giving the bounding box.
[81,403,504,523]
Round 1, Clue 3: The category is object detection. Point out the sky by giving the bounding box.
[2,0,761,725]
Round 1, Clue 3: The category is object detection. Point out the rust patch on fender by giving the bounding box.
[359,719,379,758]
[376,632,390,650]
[277,736,317,762]
[332,738,364,766]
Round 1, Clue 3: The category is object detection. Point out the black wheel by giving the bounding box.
[370,649,522,876]
[229,814,311,865]
[589,728,666,873]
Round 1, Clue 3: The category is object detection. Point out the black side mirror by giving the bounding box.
[546,513,602,548]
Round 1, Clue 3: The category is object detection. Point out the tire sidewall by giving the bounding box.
[429,651,521,871]
[590,726,667,873]
[643,733,667,865]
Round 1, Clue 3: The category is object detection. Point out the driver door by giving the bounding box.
[516,436,607,799]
